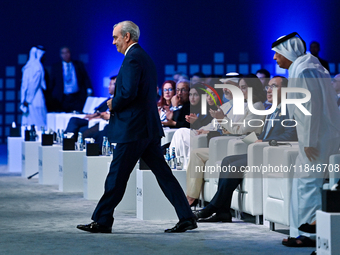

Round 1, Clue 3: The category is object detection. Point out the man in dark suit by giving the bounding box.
[64,75,116,141]
[48,47,92,113]
[77,21,197,233]
[194,76,298,222]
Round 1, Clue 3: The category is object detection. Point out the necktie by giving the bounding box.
[263,108,279,140]
[66,63,72,83]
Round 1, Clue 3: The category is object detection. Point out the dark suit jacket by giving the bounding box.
[48,60,92,112]
[173,101,190,128]
[94,97,110,113]
[258,108,297,141]
[107,44,164,143]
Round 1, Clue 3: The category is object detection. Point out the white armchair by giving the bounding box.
[161,128,178,146]
[230,142,269,224]
[190,134,208,149]
[263,145,299,229]
[202,136,244,202]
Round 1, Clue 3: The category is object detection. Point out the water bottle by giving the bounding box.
[77,132,83,151]
[165,148,171,166]
[60,129,64,145]
[41,126,45,134]
[170,147,176,169]
[102,136,109,156]
[56,129,61,144]
[110,143,117,154]
[30,125,36,141]
[104,138,110,156]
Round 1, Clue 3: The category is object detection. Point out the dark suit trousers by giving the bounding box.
[92,136,194,227]
[65,117,89,140]
[208,154,246,214]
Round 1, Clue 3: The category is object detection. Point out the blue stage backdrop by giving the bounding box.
[0,0,339,142]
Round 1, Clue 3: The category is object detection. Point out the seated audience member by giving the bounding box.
[169,83,222,168]
[186,74,266,206]
[256,69,271,88]
[256,69,272,110]
[190,72,206,85]
[332,73,340,110]
[194,74,242,134]
[173,72,189,83]
[162,79,191,128]
[158,80,176,122]
[64,75,116,140]
[310,41,330,72]
[194,76,297,222]
[220,73,240,103]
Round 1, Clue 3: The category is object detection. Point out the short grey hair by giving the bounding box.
[114,21,140,42]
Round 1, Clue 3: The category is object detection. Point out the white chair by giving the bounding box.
[230,142,270,224]
[263,145,299,229]
[190,134,208,149]
[161,128,178,146]
[202,136,242,202]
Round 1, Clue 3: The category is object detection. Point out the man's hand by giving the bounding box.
[107,99,112,111]
[85,112,100,120]
[196,129,210,135]
[100,112,110,120]
[255,140,263,143]
[209,106,225,120]
[171,95,181,107]
[304,147,319,162]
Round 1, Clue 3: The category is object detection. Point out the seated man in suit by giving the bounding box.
[48,47,93,113]
[194,76,298,222]
[64,75,116,141]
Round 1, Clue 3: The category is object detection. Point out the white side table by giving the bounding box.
[38,145,62,185]
[59,150,86,192]
[21,141,40,178]
[83,155,112,200]
[316,210,340,255]
[115,163,137,212]
[8,137,23,173]
[136,168,186,220]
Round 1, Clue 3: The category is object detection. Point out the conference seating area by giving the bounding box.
[2,114,340,254]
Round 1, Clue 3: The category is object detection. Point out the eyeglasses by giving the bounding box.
[163,88,173,92]
[176,88,188,93]
[265,84,280,91]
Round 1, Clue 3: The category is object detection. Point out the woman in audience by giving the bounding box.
[169,83,222,168]
[162,79,191,128]
[158,80,176,122]
[186,74,266,206]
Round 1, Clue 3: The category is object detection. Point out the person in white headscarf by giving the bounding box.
[272,33,340,247]
[20,46,47,128]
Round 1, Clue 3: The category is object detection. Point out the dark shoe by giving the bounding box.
[298,223,316,233]
[282,235,316,247]
[77,222,112,233]
[193,207,214,220]
[198,213,232,223]
[164,218,197,233]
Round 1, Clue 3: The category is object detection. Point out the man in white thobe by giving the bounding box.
[21,46,47,128]
[272,32,340,247]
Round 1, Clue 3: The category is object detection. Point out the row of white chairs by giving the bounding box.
[174,132,340,228]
